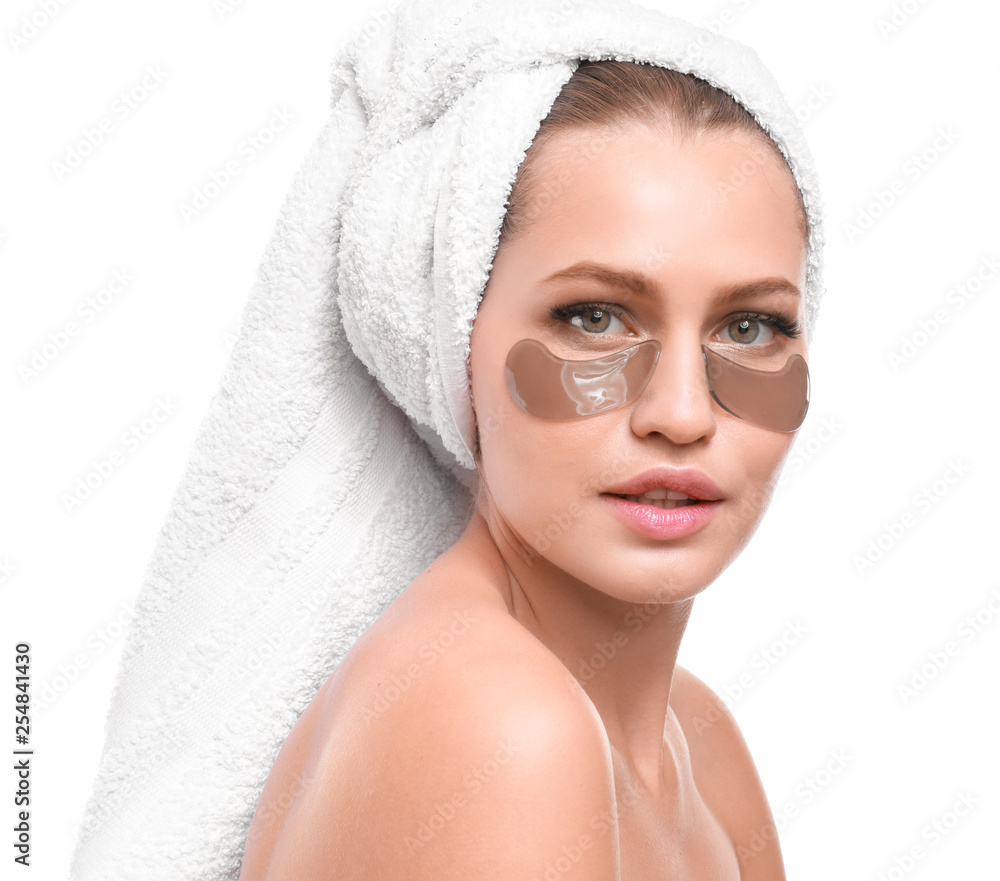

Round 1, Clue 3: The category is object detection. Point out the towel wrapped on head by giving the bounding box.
[70,0,824,878]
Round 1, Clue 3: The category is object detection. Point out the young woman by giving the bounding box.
[68,2,824,879]
[239,60,813,880]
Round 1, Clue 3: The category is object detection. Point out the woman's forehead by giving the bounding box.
[492,126,808,299]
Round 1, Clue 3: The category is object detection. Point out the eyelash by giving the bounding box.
[548,301,803,340]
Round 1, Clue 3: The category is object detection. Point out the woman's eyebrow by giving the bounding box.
[539,262,651,296]
[715,277,802,306]
[539,261,801,305]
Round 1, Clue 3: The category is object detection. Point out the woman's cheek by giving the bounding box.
[496,427,569,531]
[726,429,796,535]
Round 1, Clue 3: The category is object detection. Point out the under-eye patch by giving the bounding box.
[504,338,809,432]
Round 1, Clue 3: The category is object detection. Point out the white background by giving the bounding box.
[2,0,997,878]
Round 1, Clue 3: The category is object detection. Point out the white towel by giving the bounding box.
[69,0,825,878]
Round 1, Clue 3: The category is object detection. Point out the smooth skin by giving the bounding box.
[239,121,808,880]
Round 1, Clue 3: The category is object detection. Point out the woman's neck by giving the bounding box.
[457,508,695,797]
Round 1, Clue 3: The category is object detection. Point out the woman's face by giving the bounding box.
[469,122,809,604]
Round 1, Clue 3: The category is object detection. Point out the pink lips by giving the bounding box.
[601,465,724,540]
[602,466,723,502]
[601,494,721,540]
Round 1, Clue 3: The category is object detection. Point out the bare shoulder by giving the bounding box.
[352,609,620,878]
[252,577,620,880]
[670,664,786,881]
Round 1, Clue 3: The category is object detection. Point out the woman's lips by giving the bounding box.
[602,466,723,502]
[601,493,721,540]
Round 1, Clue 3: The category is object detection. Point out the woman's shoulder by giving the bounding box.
[331,566,609,751]
[262,565,619,879]
[670,664,786,879]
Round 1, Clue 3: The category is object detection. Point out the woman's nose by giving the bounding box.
[628,343,717,444]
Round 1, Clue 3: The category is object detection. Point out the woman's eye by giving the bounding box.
[720,315,774,346]
[550,302,629,335]
[717,310,803,346]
